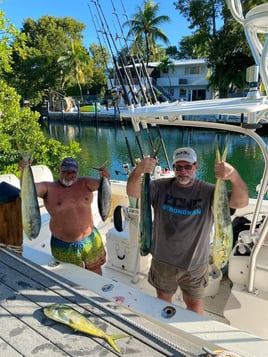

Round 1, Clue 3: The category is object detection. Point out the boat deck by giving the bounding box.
[0,247,207,357]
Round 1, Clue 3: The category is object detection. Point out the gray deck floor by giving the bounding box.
[0,248,206,356]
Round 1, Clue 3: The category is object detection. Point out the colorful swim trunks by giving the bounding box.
[51,227,106,269]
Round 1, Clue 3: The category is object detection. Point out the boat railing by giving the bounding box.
[226,0,268,292]
[227,0,268,96]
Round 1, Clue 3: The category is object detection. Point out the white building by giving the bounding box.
[151,58,212,101]
[109,58,212,104]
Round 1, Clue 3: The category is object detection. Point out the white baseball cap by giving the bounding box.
[172,147,197,165]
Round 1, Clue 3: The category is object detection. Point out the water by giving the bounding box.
[43,121,268,199]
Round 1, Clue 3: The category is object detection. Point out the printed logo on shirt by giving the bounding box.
[162,194,202,215]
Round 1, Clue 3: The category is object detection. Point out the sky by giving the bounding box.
[0,0,192,49]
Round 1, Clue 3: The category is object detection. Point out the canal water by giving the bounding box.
[43,121,268,199]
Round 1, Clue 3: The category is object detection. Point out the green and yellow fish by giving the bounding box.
[139,172,152,256]
[20,152,41,240]
[43,303,128,354]
[212,138,233,270]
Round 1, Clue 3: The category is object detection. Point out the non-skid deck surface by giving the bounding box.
[0,248,204,356]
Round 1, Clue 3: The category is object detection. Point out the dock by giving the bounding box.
[0,248,206,356]
[45,111,268,135]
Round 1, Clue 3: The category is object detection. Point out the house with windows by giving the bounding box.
[151,58,212,102]
[109,58,212,104]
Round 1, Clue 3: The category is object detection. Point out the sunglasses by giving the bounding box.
[173,163,196,171]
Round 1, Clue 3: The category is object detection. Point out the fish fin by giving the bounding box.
[105,334,129,354]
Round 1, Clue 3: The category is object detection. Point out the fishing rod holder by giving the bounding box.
[246,65,260,99]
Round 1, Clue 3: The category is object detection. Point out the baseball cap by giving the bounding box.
[172,147,197,165]
[60,157,79,172]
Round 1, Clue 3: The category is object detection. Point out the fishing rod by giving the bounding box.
[110,0,149,105]
[93,0,149,167]
[119,0,158,104]
[94,0,139,106]
[88,4,114,91]
[156,125,171,169]
[93,14,123,107]
[91,0,131,106]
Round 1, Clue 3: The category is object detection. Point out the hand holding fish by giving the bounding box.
[98,166,110,179]
[18,159,32,171]
[135,157,157,175]
[214,161,237,181]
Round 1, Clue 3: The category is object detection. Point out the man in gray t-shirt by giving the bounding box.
[127,147,248,314]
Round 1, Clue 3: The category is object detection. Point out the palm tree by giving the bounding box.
[58,40,93,100]
[124,1,170,65]
[158,57,175,95]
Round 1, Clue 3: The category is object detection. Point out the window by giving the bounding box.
[185,66,200,75]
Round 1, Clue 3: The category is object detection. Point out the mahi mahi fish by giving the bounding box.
[139,142,162,256]
[20,153,41,240]
[212,138,233,270]
[43,303,128,354]
[139,172,152,256]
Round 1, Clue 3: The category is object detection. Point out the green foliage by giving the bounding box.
[0,10,27,75]
[173,0,259,96]
[5,16,88,106]
[0,78,80,176]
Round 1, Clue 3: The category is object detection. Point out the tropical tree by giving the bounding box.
[5,16,87,105]
[173,0,257,97]
[88,43,110,97]
[58,39,93,101]
[124,1,170,65]
[157,57,175,95]
[0,12,80,175]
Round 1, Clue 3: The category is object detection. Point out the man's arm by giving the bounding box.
[126,157,156,198]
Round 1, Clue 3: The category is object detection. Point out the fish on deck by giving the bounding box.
[43,303,128,354]
[212,139,233,270]
[19,153,41,240]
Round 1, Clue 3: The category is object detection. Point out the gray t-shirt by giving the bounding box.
[150,178,215,270]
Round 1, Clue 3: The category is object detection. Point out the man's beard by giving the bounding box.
[60,177,77,187]
[176,175,194,185]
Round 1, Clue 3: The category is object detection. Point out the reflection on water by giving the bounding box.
[43,121,268,199]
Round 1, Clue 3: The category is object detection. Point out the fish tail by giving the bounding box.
[16,141,36,161]
[215,135,230,163]
[221,136,230,162]
[105,334,129,354]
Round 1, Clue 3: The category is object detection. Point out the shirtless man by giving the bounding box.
[19,157,110,275]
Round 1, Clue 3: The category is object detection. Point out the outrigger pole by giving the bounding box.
[88,4,114,91]
[110,0,149,105]
[94,0,139,106]
[91,0,131,106]
[119,0,158,104]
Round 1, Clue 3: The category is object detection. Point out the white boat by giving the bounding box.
[2,1,268,356]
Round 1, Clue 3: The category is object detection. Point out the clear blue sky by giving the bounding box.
[1,0,191,48]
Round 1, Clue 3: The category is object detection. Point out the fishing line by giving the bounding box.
[94,0,139,106]
[156,124,171,169]
[119,0,158,104]
[111,0,149,105]
[92,0,131,106]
